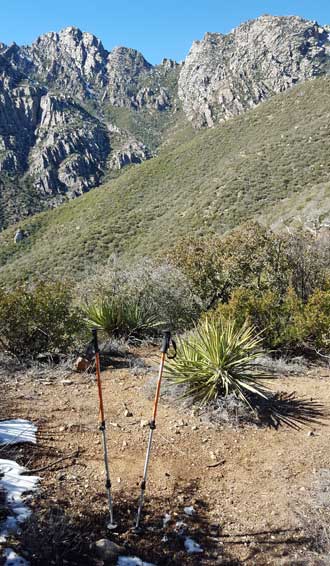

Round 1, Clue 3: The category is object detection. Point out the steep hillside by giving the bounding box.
[1,15,330,227]
[1,76,330,284]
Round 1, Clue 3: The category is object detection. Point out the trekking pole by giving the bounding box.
[92,328,117,530]
[134,330,176,531]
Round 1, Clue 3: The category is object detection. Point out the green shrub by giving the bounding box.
[302,289,330,352]
[0,281,85,359]
[168,223,330,308]
[215,287,305,352]
[167,236,227,304]
[85,296,161,339]
[165,317,272,408]
[79,259,201,333]
[214,286,330,355]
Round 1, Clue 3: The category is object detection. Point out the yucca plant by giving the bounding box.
[85,296,161,339]
[165,317,273,409]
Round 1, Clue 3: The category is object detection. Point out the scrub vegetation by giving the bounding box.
[1,77,330,285]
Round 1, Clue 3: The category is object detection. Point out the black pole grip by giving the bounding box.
[161,330,171,353]
[92,328,99,354]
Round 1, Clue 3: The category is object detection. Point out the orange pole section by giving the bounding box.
[152,352,166,422]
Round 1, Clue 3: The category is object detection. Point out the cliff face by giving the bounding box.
[0,28,180,225]
[178,15,330,126]
[1,15,330,227]
[0,57,41,176]
[29,94,110,199]
[0,59,109,205]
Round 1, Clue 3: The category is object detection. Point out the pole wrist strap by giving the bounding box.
[160,330,177,359]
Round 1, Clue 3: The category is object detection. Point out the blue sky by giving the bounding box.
[1,0,330,64]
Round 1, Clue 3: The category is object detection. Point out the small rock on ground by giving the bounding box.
[95,538,124,561]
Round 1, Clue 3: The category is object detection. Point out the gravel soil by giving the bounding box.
[1,351,330,565]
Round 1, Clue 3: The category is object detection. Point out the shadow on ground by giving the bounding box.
[159,381,329,432]
[254,391,328,430]
[21,482,221,565]
[19,481,315,566]
[219,527,313,564]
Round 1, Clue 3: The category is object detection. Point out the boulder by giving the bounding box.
[74,356,91,372]
[94,539,124,562]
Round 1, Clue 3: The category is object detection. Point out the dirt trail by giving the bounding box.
[3,355,330,565]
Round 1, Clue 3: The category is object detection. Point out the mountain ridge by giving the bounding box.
[1,75,330,284]
[1,14,330,229]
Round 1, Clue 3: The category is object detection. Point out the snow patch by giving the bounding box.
[0,419,37,446]
[184,537,204,554]
[3,548,28,566]
[117,558,155,566]
[162,512,171,527]
[174,520,187,534]
[183,505,195,516]
[0,459,39,542]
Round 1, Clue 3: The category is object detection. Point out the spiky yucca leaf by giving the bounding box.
[165,317,272,408]
[85,297,161,338]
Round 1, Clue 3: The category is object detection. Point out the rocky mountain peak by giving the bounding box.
[0,42,25,72]
[179,14,330,127]
[161,58,179,69]
[7,27,156,106]
[55,26,106,52]
[0,51,23,88]
[60,25,82,36]
[26,26,108,97]
[107,45,152,75]
[0,25,164,225]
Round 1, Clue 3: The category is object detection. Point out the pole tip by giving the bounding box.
[131,525,143,534]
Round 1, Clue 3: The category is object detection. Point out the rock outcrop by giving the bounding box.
[0,29,179,225]
[109,140,151,170]
[178,15,330,126]
[29,93,110,198]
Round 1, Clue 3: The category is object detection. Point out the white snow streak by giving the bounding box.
[0,459,39,542]
[183,505,195,516]
[0,419,37,446]
[162,512,171,527]
[3,548,29,566]
[0,418,39,566]
[184,537,204,553]
[117,557,155,566]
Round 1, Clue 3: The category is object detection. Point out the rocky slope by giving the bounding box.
[0,28,180,226]
[179,15,330,126]
[1,75,330,284]
[1,15,330,227]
